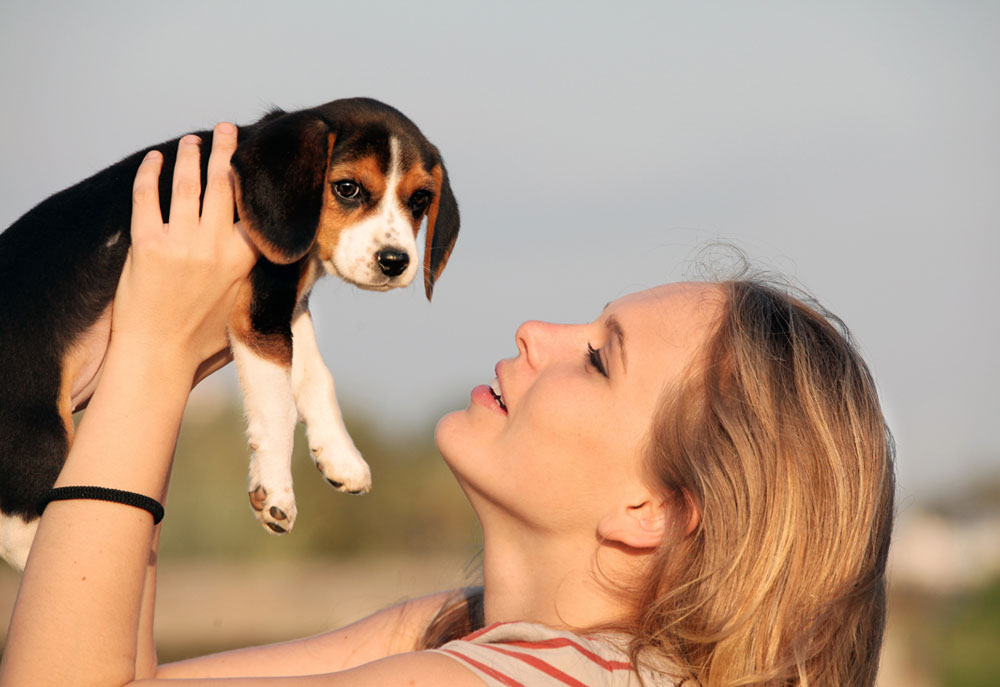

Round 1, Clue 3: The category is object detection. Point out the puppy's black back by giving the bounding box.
[0,128,222,518]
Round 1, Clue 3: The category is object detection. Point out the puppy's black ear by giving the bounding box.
[423,162,460,300]
[232,112,333,264]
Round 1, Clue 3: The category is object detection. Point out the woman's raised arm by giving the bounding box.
[154,591,452,678]
[0,124,256,687]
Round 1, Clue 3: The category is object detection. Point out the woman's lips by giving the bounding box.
[471,384,508,415]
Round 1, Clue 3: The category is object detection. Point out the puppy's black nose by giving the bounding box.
[376,249,409,277]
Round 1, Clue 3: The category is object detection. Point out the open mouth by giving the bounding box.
[489,377,507,412]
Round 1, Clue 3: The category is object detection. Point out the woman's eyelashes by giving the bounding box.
[587,343,609,378]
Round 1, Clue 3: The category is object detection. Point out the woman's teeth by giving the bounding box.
[489,378,507,411]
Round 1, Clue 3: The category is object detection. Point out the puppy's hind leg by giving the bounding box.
[291,306,371,494]
[0,384,71,570]
[230,334,299,534]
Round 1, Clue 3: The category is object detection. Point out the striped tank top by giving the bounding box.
[433,621,679,686]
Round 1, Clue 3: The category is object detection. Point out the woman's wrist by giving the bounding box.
[105,333,205,392]
[53,337,194,494]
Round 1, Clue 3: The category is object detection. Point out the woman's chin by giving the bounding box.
[434,409,498,486]
[434,409,466,461]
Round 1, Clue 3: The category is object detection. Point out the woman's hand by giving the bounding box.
[111,123,258,382]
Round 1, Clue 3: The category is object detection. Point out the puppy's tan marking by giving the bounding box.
[315,156,387,263]
[57,364,77,445]
[328,155,387,197]
[57,306,114,441]
[314,192,353,263]
[229,281,293,367]
[423,164,455,283]
[396,165,436,233]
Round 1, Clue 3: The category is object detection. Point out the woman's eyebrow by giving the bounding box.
[606,314,627,372]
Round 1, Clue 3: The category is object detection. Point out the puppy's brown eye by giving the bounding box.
[334,180,361,200]
[409,190,432,216]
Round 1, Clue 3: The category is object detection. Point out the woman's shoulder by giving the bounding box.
[431,621,681,687]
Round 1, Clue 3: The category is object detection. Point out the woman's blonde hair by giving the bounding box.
[632,278,895,686]
[421,277,895,687]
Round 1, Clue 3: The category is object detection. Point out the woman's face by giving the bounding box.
[435,282,723,534]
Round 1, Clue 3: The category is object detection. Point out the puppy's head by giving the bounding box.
[231,98,460,299]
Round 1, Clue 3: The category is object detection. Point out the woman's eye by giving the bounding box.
[409,190,432,216]
[334,180,361,200]
[587,343,609,378]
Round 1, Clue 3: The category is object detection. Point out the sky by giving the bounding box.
[1,1,997,504]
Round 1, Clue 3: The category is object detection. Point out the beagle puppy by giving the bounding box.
[0,97,460,570]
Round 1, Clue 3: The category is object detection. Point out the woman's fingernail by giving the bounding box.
[216,122,236,135]
[180,134,202,146]
[144,150,163,162]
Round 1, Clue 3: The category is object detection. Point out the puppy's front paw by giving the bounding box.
[247,482,297,534]
[309,434,372,495]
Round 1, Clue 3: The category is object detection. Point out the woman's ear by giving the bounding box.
[598,499,668,550]
[681,488,701,535]
[598,489,700,549]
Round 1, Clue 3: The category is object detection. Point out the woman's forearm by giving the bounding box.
[0,342,196,687]
[154,590,457,679]
[136,512,166,679]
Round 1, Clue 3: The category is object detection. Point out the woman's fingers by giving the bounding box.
[130,150,164,240]
[168,134,204,228]
[117,124,256,373]
[201,122,238,228]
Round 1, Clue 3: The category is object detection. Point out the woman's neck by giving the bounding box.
[478,521,640,631]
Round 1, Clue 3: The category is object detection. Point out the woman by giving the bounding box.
[0,125,894,687]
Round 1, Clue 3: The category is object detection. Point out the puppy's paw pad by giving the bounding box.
[316,458,371,494]
[309,438,372,494]
[249,485,268,512]
[324,475,342,488]
[248,485,297,534]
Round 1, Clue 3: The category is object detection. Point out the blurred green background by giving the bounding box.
[163,396,1000,685]
[0,386,998,685]
[160,397,480,560]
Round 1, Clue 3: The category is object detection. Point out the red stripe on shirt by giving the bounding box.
[462,621,509,642]
[503,637,633,671]
[482,644,589,687]
[442,648,526,687]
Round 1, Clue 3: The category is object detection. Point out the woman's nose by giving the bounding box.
[515,320,574,368]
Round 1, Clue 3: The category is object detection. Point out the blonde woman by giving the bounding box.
[0,126,894,687]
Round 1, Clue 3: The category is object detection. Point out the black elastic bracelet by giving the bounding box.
[37,486,164,525]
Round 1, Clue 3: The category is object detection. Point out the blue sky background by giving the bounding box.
[1,1,997,504]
